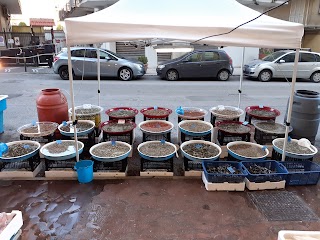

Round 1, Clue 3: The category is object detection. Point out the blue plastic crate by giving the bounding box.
[202,161,248,183]
[0,97,7,111]
[0,111,3,133]
[281,161,320,185]
[242,160,288,183]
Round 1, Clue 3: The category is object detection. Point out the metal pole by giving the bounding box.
[23,52,27,72]
[67,45,80,162]
[238,47,245,108]
[97,48,101,106]
[282,48,300,161]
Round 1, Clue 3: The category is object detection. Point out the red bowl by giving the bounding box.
[245,106,280,120]
[100,120,136,135]
[105,107,139,119]
[216,121,251,135]
[140,107,172,118]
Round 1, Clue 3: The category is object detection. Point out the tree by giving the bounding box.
[56,24,64,30]
[18,22,27,26]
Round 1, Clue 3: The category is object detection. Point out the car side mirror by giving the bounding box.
[183,58,189,62]
[279,59,285,64]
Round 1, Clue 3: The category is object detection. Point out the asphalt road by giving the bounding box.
[0,66,319,146]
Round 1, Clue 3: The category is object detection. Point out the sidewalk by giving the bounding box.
[146,67,157,76]
[28,66,158,76]
[1,179,319,240]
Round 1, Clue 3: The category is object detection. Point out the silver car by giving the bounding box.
[244,50,320,83]
[53,47,145,80]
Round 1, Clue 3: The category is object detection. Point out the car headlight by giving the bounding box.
[134,63,144,69]
[157,65,165,70]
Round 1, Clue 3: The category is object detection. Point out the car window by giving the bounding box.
[101,49,124,59]
[263,51,287,61]
[204,51,220,61]
[71,49,89,58]
[315,54,320,62]
[188,53,203,62]
[86,50,97,58]
[300,53,316,62]
[280,53,295,63]
[100,51,116,60]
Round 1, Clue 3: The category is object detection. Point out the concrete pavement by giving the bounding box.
[0,71,320,240]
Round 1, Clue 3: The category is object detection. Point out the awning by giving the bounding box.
[30,18,55,27]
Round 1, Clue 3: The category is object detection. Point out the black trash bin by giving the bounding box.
[285,90,320,144]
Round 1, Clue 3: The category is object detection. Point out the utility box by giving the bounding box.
[0,95,8,133]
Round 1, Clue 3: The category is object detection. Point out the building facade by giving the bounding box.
[267,0,320,52]
[0,0,21,49]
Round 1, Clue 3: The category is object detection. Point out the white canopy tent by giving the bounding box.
[64,0,304,161]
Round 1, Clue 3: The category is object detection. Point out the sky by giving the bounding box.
[13,0,66,23]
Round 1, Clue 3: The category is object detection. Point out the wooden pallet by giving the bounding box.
[93,164,128,179]
[140,171,173,177]
[0,161,43,179]
[94,171,126,179]
[202,172,245,191]
[45,169,78,179]
[184,170,202,177]
[44,170,128,180]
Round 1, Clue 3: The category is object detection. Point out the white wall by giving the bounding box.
[145,46,157,69]
[101,42,116,52]
[222,47,259,75]
[143,46,260,71]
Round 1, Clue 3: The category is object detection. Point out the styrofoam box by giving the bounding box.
[202,172,245,191]
[278,230,320,240]
[0,210,23,240]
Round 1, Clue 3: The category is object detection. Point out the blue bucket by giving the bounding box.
[74,160,93,183]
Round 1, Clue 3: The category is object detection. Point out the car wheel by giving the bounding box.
[166,69,179,81]
[258,70,272,82]
[58,66,73,80]
[217,70,230,81]
[311,71,320,83]
[119,67,133,81]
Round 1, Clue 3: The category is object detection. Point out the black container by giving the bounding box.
[285,90,320,144]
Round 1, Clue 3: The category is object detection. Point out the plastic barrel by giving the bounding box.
[286,90,320,144]
[75,160,93,183]
[36,88,68,124]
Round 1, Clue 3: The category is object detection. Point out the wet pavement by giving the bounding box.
[1,68,320,239]
[0,179,319,240]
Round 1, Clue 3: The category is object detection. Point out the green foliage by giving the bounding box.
[56,24,64,30]
[138,56,148,64]
[18,22,27,26]
[259,48,273,55]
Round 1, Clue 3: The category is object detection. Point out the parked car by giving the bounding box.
[244,50,320,83]
[53,47,146,80]
[156,49,234,81]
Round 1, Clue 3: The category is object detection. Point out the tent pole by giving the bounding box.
[97,48,101,106]
[282,48,300,161]
[67,45,80,162]
[238,47,245,109]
